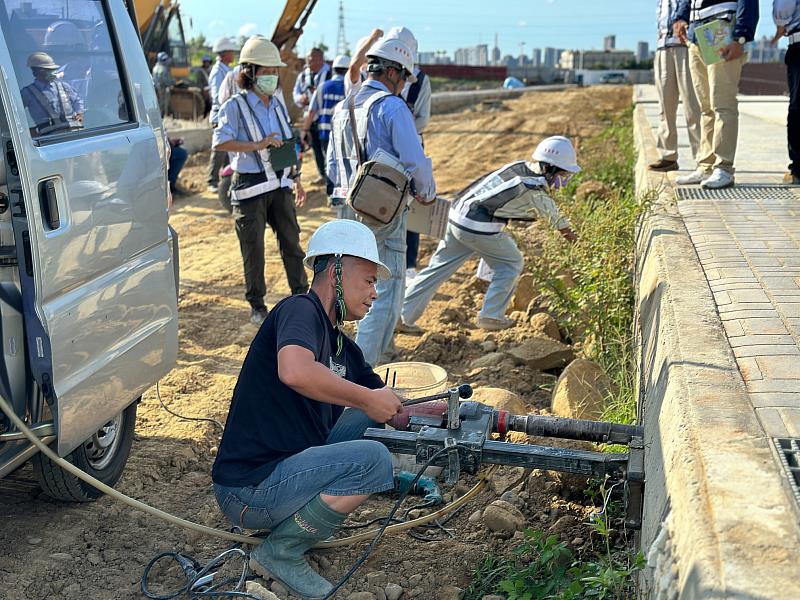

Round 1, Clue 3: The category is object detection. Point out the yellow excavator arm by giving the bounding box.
[272,0,317,53]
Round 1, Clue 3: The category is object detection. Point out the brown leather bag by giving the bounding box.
[345,95,409,226]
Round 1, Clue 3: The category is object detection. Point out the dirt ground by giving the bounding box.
[0,86,631,600]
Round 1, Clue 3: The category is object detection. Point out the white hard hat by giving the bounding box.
[212,37,238,53]
[157,51,170,63]
[304,220,391,280]
[384,26,418,64]
[366,38,416,83]
[531,136,581,173]
[239,36,286,68]
[43,21,88,50]
[332,54,351,70]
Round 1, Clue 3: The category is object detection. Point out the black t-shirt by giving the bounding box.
[211,290,384,487]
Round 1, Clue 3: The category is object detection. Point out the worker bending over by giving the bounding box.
[212,220,403,600]
[400,136,579,332]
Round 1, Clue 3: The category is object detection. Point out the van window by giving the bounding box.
[0,0,132,141]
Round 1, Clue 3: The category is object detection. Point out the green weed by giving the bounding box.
[464,479,644,600]
[515,106,648,426]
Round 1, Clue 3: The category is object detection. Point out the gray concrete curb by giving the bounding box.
[633,104,800,598]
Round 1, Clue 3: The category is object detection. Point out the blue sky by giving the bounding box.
[179,0,784,57]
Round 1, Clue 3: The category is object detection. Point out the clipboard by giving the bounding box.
[694,19,733,65]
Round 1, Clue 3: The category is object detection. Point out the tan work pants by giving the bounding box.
[688,42,745,174]
[654,46,702,163]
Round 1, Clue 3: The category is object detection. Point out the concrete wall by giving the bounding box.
[430,84,572,115]
[633,104,800,599]
[173,85,577,149]
[570,69,655,86]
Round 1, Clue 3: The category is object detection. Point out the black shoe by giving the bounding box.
[250,306,268,325]
[648,158,679,172]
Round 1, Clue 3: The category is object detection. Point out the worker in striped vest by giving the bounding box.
[302,54,350,193]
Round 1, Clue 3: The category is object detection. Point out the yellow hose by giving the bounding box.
[0,393,495,549]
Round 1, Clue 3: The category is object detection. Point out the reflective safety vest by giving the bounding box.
[329,89,393,200]
[449,161,567,235]
[690,0,738,23]
[229,91,294,202]
[25,80,79,133]
[317,76,345,141]
[657,0,683,48]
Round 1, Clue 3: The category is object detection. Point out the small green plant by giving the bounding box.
[465,478,644,600]
[514,107,648,427]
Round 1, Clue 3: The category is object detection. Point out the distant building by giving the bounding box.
[543,47,559,68]
[501,54,517,66]
[749,36,786,63]
[604,35,616,51]
[418,51,452,65]
[454,44,489,66]
[636,41,649,62]
[492,33,501,65]
[532,48,542,68]
[560,49,635,69]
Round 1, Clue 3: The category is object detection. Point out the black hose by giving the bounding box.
[503,413,642,444]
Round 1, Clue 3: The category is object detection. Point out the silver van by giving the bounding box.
[0,0,178,500]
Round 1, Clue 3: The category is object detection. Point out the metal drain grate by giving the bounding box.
[774,438,800,508]
[675,186,799,201]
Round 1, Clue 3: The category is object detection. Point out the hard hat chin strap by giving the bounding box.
[334,255,345,356]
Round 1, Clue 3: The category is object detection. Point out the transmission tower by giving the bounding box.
[336,0,349,56]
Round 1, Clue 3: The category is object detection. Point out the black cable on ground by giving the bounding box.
[156,381,225,431]
[319,446,451,600]
[141,547,260,600]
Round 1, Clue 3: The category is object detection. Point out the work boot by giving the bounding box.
[675,168,711,185]
[250,306,269,326]
[701,168,734,190]
[783,172,800,185]
[648,158,679,172]
[395,319,423,335]
[250,495,345,600]
[476,316,514,331]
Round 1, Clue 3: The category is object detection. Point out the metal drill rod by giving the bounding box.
[400,384,473,407]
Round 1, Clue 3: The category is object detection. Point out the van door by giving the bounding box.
[0,0,178,456]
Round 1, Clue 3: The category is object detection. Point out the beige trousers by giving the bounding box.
[654,46,702,162]
[688,42,745,174]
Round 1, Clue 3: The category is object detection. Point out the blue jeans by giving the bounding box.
[213,409,392,530]
[168,144,188,189]
[406,230,420,269]
[402,224,523,324]
[354,212,408,366]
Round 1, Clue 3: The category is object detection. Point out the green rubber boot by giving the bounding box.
[249,495,345,600]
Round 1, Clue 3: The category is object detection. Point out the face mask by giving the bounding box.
[45,72,57,82]
[255,74,278,96]
[547,173,572,190]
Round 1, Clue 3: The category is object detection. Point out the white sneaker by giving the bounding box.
[406,268,417,281]
[701,168,735,190]
[675,168,711,185]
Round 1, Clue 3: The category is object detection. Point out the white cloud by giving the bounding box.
[238,23,259,37]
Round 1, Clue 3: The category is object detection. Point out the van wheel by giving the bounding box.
[31,401,137,502]
[218,174,232,214]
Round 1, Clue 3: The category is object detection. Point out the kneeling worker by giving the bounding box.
[212,219,403,599]
[400,136,579,332]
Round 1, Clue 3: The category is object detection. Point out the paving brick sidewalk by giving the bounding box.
[638,87,800,438]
